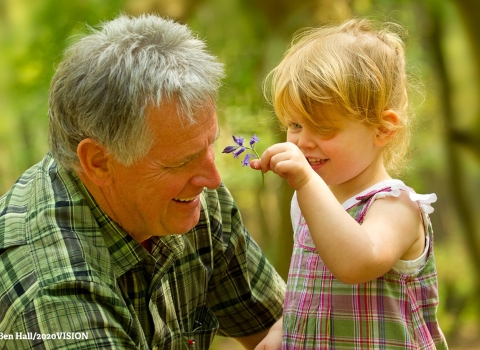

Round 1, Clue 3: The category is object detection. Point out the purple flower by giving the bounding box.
[249,134,259,148]
[232,135,244,147]
[223,133,264,185]
[222,145,238,154]
[233,147,245,158]
[241,153,252,166]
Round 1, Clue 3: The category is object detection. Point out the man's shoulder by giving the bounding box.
[0,162,116,335]
[0,153,113,286]
[0,154,86,245]
[0,195,109,289]
[0,155,55,247]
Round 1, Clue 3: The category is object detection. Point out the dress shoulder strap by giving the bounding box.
[344,180,437,224]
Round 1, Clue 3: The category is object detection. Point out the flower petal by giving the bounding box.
[222,145,238,154]
[242,153,251,166]
[233,147,245,158]
[249,134,259,148]
[232,135,244,147]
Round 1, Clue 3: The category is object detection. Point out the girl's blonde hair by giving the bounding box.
[265,18,413,174]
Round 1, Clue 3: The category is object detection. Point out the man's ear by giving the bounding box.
[77,138,113,186]
[375,110,399,147]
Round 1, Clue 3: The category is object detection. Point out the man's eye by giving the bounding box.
[174,161,190,169]
[163,160,188,170]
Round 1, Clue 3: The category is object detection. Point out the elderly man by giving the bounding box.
[0,14,285,349]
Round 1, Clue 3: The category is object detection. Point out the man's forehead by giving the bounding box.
[146,105,217,160]
[148,101,217,129]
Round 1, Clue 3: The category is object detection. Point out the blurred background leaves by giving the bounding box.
[1,0,479,348]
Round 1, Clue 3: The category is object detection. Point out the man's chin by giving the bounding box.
[162,211,201,236]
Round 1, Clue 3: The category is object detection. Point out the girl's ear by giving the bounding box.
[375,110,399,147]
[76,138,113,187]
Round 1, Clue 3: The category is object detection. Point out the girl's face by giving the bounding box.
[286,108,387,197]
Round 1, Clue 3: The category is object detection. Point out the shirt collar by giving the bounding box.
[67,166,187,278]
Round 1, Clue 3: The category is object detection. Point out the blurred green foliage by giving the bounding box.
[1,0,479,348]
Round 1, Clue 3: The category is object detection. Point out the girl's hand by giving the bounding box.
[250,142,315,190]
[254,318,283,350]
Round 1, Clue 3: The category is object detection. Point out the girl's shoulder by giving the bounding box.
[342,179,437,222]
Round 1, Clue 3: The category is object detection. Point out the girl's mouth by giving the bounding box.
[307,157,328,166]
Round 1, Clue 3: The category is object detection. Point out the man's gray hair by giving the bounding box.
[49,13,224,171]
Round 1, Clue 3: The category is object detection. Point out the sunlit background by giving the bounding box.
[1,0,479,349]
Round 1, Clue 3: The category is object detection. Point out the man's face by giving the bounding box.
[105,100,221,241]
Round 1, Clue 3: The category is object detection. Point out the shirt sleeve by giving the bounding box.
[3,281,143,350]
[204,184,286,338]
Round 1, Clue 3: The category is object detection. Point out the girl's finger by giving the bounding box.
[250,159,262,170]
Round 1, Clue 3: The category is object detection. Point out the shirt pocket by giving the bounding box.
[181,305,219,349]
[151,305,219,350]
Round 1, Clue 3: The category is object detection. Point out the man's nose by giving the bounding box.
[190,147,222,189]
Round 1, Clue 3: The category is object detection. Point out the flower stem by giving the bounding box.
[250,148,264,186]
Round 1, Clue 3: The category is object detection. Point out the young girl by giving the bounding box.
[252,19,448,349]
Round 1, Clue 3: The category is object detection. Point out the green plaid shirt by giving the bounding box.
[0,153,285,349]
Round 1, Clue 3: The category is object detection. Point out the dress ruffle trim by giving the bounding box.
[372,183,437,214]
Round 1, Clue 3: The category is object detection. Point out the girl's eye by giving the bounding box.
[288,122,302,131]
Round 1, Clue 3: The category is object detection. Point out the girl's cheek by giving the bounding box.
[286,132,298,144]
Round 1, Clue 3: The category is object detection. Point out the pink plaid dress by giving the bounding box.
[283,180,448,349]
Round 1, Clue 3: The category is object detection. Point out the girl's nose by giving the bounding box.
[294,129,317,151]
